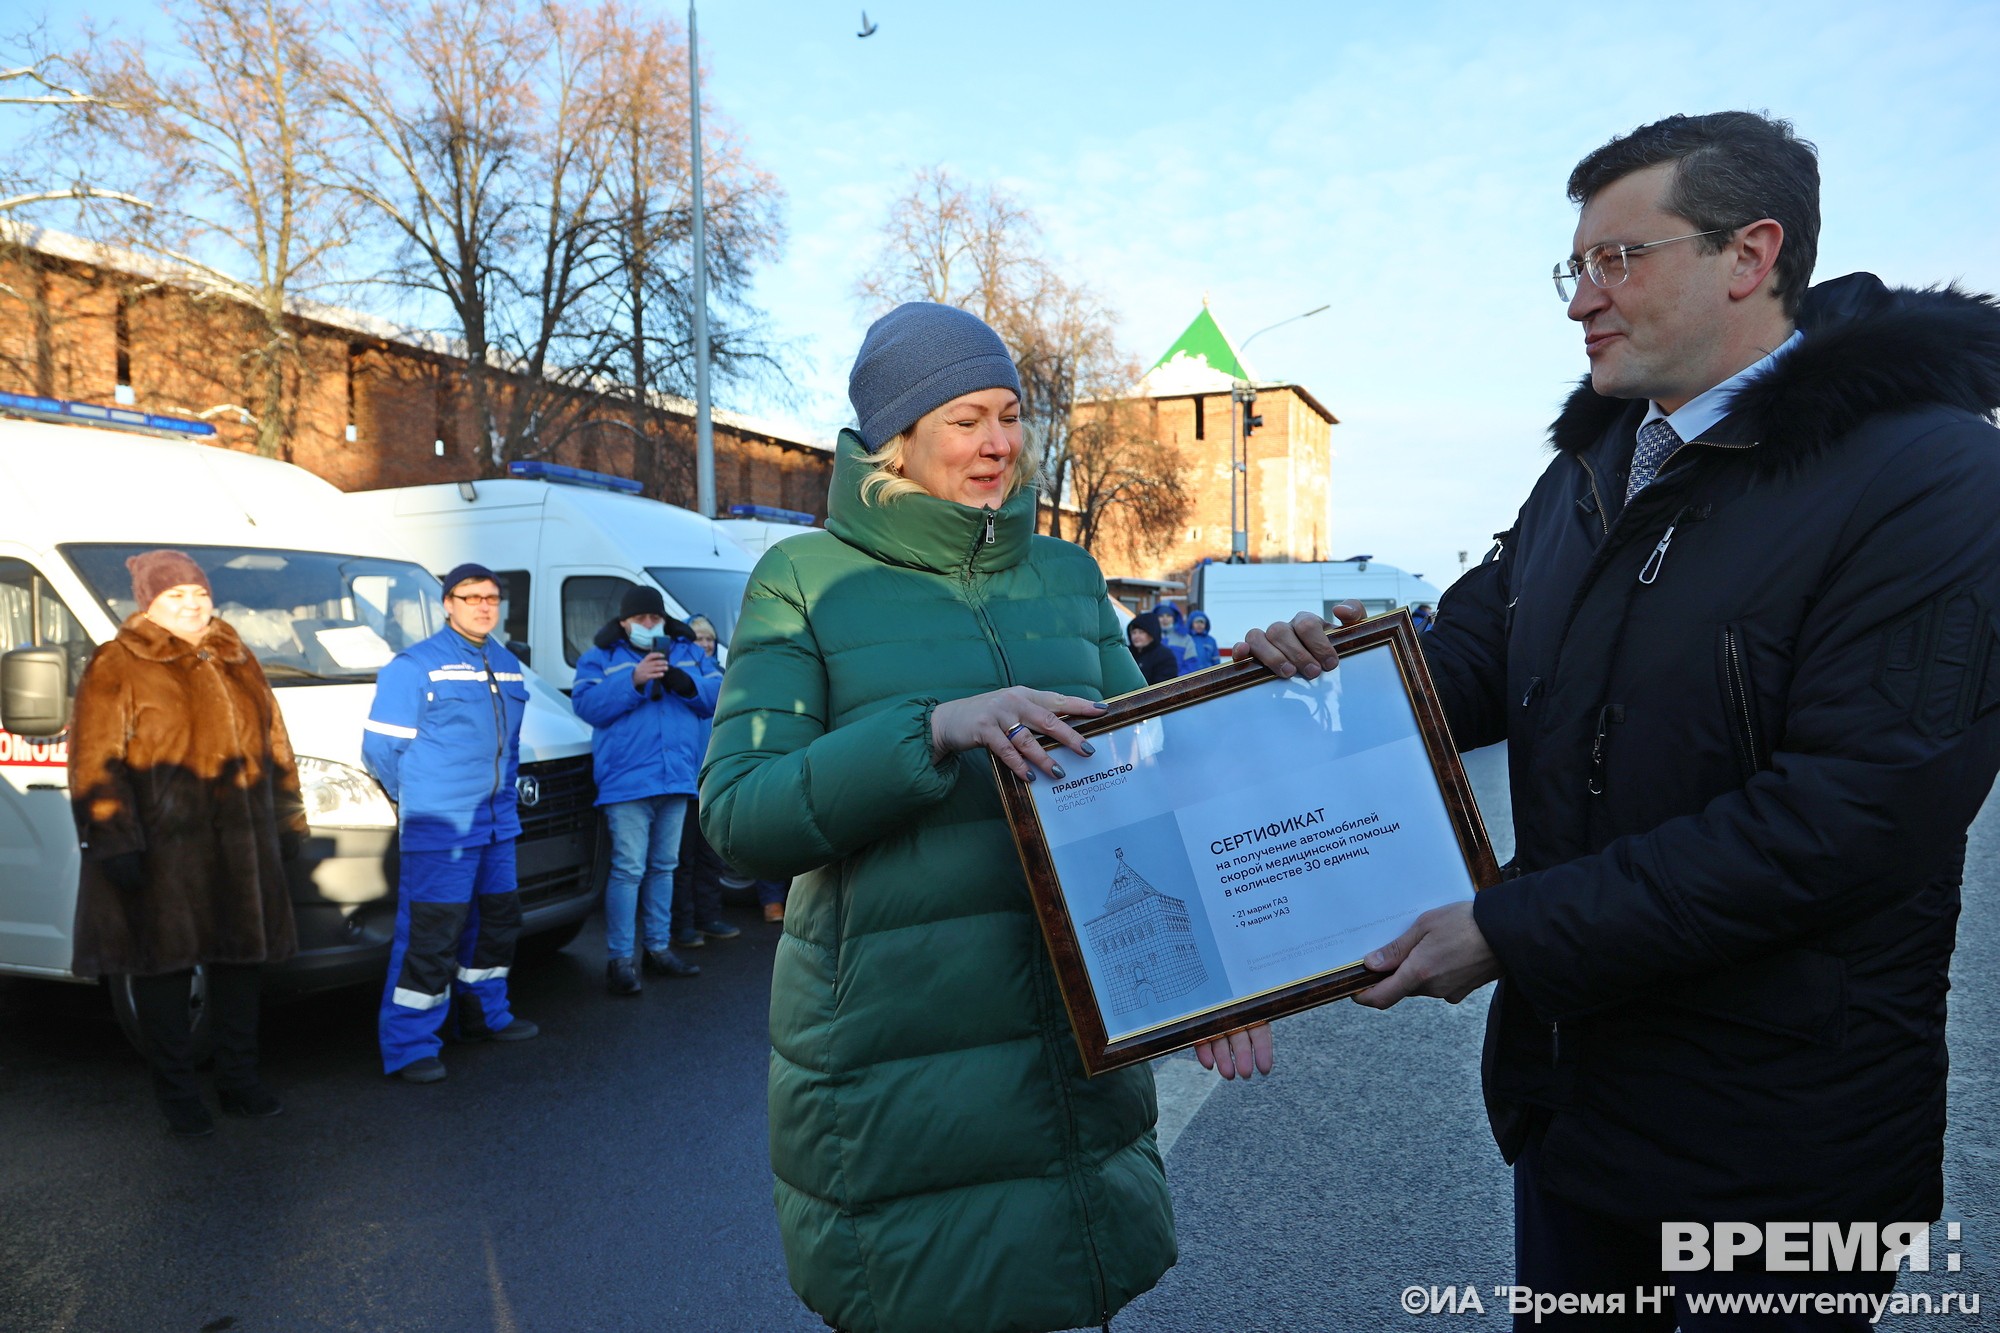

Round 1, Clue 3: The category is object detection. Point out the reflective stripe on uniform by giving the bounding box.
[364,719,420,739]
[427,668,488,682]
[391,986,452,1011]
[457,965,510,984]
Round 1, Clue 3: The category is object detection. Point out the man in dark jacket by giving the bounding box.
[1254,112,2000,1327]
[1126,609,1181,686]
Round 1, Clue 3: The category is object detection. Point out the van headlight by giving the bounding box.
[295,756,397,828]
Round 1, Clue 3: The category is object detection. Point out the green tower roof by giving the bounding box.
[1150,304,1248,380]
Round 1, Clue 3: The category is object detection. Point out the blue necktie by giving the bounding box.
[1627,418,1682,503]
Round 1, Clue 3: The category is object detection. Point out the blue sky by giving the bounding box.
[24,0,2000,589]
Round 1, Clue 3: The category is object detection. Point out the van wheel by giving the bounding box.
[107,967,215,1065]
[518,919,584,961]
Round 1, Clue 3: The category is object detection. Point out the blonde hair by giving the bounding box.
[857,415,1046,508]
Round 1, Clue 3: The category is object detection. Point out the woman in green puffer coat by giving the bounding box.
[700,304,1190,1333]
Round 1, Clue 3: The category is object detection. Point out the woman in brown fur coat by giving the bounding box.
[68,549,307,1136]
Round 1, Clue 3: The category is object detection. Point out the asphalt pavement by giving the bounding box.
[1,744,1994,1331]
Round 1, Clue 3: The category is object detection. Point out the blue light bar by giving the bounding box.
[0,390,216,438]
[507,459,644,494]
[727,503,817,526]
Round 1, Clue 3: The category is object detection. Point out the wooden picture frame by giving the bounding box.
[995,609,1501,1075]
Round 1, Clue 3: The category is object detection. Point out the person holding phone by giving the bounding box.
[571,585,720,995]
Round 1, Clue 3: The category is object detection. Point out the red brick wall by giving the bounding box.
[0,246,833,516]
[1086,386,1333,582]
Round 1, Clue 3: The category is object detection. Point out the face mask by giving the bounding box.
[628,623,661,650]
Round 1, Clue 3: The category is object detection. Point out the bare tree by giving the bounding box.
[1066,391,1192,561]
[69,0,358,458]
[1011,275,1123,541]
[590,3,786,499]
[0,34,149,398]
[327,0,788,478]
[857,166,1041,325]
[326,0,568,468]
[0,57,150,216]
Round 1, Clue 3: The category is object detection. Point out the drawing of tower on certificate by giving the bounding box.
[1085,849,1210,1016]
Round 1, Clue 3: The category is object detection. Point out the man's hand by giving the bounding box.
[1233,602,1366,681]
[1352,901,1502,1009]
[632,652,670,689]
[1194,1023,1274,1080]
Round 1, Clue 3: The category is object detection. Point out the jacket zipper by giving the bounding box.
[479,643,505,830]
[1637,520,1678,584]
[963,512,1015,684]
[1723,626,1761,780]
[1637,505,1694,585]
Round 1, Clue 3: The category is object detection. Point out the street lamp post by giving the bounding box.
[1228,304,1330,562]
[689,2,714,518]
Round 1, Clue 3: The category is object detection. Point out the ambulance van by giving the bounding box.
[346,461,764,690]
[0,396,601,1044]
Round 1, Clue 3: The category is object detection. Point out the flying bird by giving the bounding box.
[858,11,878,37]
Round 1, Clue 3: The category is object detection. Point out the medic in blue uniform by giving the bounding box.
[362,563,540,1082]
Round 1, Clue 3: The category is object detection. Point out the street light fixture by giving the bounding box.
[1227,303,1329,562]
[689,2,713,518]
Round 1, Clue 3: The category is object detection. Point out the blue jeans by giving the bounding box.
[603,796,687,960]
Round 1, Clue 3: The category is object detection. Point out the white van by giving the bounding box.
[0,399,601,1038]
[1191,557,1444,649]
[347,461,763,691]
[713,503,820,561]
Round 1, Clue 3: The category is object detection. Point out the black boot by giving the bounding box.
[607,956,642,995]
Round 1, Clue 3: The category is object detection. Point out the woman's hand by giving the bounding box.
[1195,1023,1274,1080]
[930,686,1107,782]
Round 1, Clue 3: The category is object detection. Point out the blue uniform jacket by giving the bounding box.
[570,630,720,806]
[362,628,529,851]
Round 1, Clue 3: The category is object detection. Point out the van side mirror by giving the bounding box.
[506,640,532,666]
[1,646,72,737]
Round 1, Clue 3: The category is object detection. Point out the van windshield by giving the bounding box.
[63,544,444,684]
[646,566,748,647]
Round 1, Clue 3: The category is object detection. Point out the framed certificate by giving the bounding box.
[996,610,1500,1075]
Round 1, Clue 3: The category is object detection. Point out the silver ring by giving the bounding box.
[1005,723,1030,740]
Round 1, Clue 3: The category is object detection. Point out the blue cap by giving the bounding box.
[847,303,1023,451]
[440,562,499,596]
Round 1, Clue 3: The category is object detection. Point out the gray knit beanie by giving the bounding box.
[847,302,1023,451]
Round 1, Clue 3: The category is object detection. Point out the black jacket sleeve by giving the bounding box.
[1475,420,2000,1020]
[1419,526,1516,753]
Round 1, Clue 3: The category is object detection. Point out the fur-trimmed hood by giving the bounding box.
[1551,273,2000,470]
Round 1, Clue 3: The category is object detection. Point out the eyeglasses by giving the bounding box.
[1552,228,1730,301]
[448,593,501,607]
